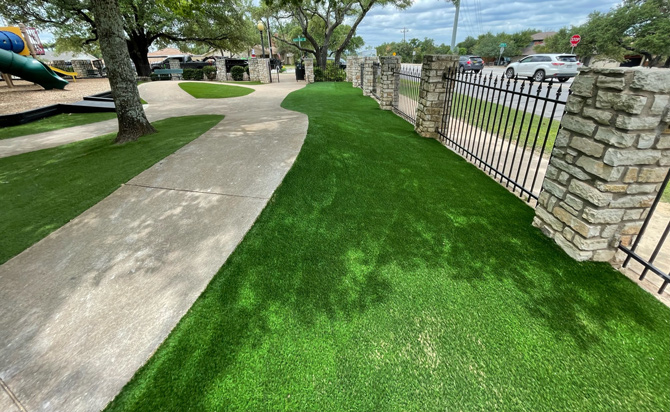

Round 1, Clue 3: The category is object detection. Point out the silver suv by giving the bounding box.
[505,54,581,82]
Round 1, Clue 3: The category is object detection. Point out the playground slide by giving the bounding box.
[49,66,78,81]
[0,47,68,90]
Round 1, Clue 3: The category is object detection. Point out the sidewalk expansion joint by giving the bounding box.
[0,378,28,412]
[124,183,270,201]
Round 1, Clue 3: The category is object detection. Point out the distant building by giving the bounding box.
[520,31,557,56]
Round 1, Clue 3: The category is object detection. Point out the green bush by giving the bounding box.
[182,68,204,80]
[231,66,245,81]
[314,62,346,82]
[203,65,217,80]
[150,73,159,81]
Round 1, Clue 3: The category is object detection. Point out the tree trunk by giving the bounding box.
[317,46,328,70]
[91,0,156,144]
[127,35,151,77]
[664,56,670,68]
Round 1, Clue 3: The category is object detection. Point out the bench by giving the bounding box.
[153,68,183,80]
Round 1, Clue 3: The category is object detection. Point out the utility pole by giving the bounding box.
[450,0,460,53]
[400,27,409,42]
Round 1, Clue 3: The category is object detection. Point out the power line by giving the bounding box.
[400,27,409,42]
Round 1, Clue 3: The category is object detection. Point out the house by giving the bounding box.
[520,31,557,56]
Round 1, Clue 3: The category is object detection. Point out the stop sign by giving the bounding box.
[570,35,581,47]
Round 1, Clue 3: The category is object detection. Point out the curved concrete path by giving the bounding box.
[0,77,308,411]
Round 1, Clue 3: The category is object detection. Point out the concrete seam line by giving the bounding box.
[123,183,270,200]
[0,378,28,412]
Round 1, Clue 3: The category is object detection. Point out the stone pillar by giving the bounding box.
[249,58,271,83]
[216,59,228,81]
[533,67,670,262]
[304,58,314,83]
[168,59,180,80]
[71,60,93,77]
[347,57,362,85]
[415,55,459,139]
[379,56,401,110]
[361,57,377,96]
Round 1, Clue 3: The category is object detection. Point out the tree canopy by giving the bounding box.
[0,0,252,75]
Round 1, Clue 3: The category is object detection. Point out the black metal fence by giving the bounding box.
[438,69,566,204]
[371,62,381,99]
[618,171,670,294]
[392,65,421,124]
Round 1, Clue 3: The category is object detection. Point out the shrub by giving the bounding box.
[150,73,159,81]
[182,68,204,81]
[314,62,345,82]
[203,65,217,80]
[231,65,245,81]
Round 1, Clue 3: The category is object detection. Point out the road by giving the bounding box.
[400,64,571,120]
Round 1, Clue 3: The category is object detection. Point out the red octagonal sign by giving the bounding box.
[570,35,581,47]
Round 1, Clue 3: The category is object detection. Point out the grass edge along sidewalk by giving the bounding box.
[106,83,669,411]
[0,112,118,140]
[178,82,255,99]
[0,114,224,265]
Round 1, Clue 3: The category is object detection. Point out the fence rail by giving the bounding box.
[438,69,566,204]
[392,65,421,124]
[618,171,670,294]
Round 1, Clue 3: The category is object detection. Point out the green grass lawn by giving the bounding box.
[106,83,669,411]
[222,80,263,86]
[0,112,117,140]
[0,115,223,265]
[178,82,255,98]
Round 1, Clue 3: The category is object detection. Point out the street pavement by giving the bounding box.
[0,75,308,412]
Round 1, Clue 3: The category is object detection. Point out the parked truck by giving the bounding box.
[150,55,214,72]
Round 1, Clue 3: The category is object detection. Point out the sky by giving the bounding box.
[356,0,622,50]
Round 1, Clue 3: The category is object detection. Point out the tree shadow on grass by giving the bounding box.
[106,83,669,411]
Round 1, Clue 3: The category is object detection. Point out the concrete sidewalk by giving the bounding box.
[0,77,308,411]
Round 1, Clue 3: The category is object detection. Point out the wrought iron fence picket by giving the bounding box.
[392,65,421,124]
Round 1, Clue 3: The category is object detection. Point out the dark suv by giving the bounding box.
[459,55,484,73]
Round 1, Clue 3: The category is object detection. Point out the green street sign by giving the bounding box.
[293,37,306,42]
[499,43,507,48]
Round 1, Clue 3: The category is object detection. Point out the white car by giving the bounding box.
[505,54,582,82]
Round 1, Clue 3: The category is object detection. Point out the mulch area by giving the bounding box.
[0,78,111,115]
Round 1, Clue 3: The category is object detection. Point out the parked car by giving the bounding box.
[150,55,214,72]
[505,54,581,82]
[459,55,484,73]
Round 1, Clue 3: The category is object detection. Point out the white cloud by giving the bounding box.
[356,0,620,49]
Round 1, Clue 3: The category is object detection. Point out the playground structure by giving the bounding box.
[0,24,68,90]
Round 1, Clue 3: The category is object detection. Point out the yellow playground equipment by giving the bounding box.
[48,66,78,81]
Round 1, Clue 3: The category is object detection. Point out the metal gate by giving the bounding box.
[371,62,380,99]
[392,65,421,124]
[618,170,670,294]
[438,69,567,204]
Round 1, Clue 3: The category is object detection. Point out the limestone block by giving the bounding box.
[609,194,656,208]
[553,158,591,180]
[575,156,624,181]
[593,249,616,261]
[631,70,670,93]
[535,207,564,231]
[622,167,639,183]
[594,181,627,193]
[561,114,596,137]
[545,165,560,180]
[603,148,661,166]
[650,95,670,115]
[571,75,595,97]
[637,133,656,149]
[569,136,605,157]
[596,91,646,114]
[573,235,610,251]
[565,96,584,114]
[582,107,614,125]
[564,193,584,211]
[602,224,620,238]
[555,233,594,261]
[596,76,626,91]
[554,129,571,147]
[553,206,601,238]
[656,134,670,149]
[543,179,567,198]
[559,201,579,216]
[626,183,659,194]
[615,115,660,130]
[621,221,643,235]
[568,180,612,207]
[582,207,624,224]
[563,227,576,241]
[637,167,668,183]
[594,128,637,148]
[623,209,644,220]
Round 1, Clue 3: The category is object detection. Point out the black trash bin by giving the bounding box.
[295,63,305,81]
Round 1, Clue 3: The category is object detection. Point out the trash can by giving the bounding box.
[295,63,305,81]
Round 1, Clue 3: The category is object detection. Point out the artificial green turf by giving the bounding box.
[106,83,669,411]
[0,115,223,265]
[222,80,263,85]
[0,112,117,140]
[178,82,255,98]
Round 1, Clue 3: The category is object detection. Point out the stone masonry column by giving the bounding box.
[304,58,314,83]
[347,57,362,85]
[361,57,376,96]
[168,58,180,80]
[414,55,459,139]
[249,58,271,83]
[215,59,228,81]
[379,56,401,110]
[71,60,92,77]
[533,67,670,262]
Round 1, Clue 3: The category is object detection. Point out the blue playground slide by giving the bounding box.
[0,38,68,90]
